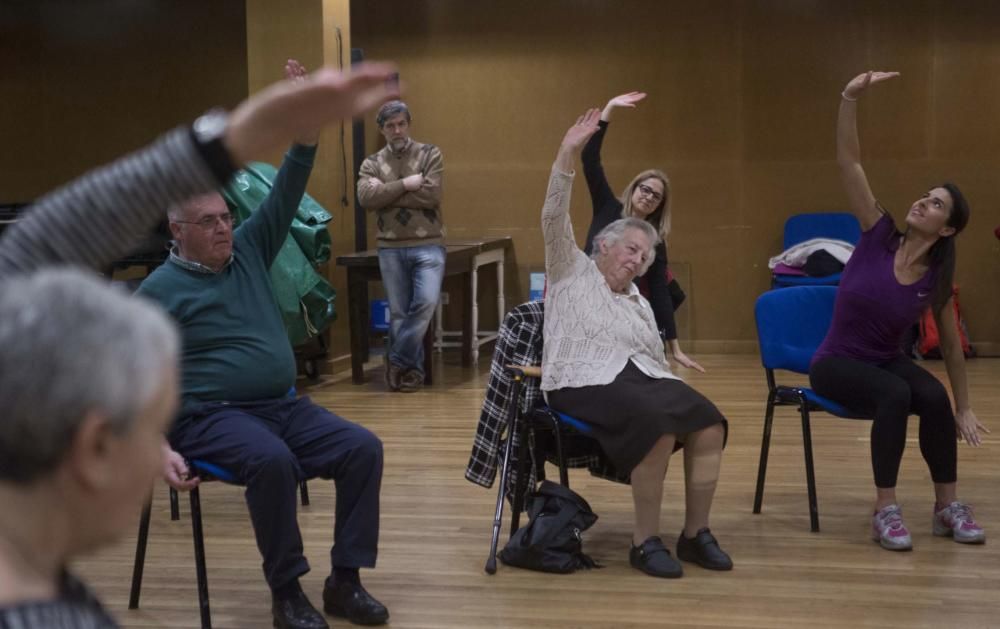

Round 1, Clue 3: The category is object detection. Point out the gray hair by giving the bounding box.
[376,100,411,128]
[166,202,183,222]
[591,217,660,275]
[0,269,179,483]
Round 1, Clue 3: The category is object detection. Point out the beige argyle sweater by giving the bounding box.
[357,139,444,248]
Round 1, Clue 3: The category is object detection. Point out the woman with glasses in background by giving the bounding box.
[582,92,704,372]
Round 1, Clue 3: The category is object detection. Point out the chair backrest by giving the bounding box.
[754,286,838,374]
[783,213,861,250]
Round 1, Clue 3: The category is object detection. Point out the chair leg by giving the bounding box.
[189,487,212,629]
[485,376,523,574]
[299,480,310,507]
[170,486,180,521]
[549,415,569,487]
[128,492,153,609]
[799,401,820,533]
[753,392,778,514]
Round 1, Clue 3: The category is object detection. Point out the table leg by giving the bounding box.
[347,269,367,384]
[496,255,505,331]
[470,260,480,365]
[423,325,434,385]
[462,270,473,367]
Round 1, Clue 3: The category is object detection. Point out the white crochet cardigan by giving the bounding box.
[540,168,678,392]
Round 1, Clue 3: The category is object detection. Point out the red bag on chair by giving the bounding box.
[915,286,973,359]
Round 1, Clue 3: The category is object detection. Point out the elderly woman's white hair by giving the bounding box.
[0,268,179,483]
[590,216,661,276]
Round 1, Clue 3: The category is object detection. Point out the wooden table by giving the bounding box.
[336,237,512,385]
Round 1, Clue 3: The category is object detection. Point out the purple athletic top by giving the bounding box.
[812,210,938,366]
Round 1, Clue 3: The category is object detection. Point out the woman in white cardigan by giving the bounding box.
[541,109,731,579]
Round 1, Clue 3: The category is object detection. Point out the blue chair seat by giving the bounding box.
[189,459,239,484]
[772,273,843,287]
[775,385,868,420]
[548,408,594,434]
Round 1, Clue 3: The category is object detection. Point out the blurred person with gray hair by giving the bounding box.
[541,110,731,580]
[0,269,179,627]
[357,99,445,392]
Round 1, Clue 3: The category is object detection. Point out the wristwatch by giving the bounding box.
[189,108,238,184]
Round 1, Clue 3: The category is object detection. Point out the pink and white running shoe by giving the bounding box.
[933,502,986,544]
[872,504,913,551]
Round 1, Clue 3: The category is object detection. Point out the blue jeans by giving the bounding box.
[377,244,446,375]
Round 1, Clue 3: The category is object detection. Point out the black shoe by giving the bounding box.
[272,590,329,629]
[676,527,733,571]
[322,579,389,626]
[629,536,683,578]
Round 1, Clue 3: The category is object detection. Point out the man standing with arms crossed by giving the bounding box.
[357,101,445,392]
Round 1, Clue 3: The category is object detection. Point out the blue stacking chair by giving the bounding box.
[752,286,869,532]
[772,213,861,288]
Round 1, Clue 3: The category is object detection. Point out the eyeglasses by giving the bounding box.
[636,183,664,203]
[173,212,234,230]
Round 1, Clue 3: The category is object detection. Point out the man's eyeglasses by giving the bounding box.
[636,183,664,203]
[173,212,234,230]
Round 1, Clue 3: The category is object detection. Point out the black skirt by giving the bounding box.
[547,362,728,474]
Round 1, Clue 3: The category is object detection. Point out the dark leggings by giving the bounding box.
[809,356,957,488]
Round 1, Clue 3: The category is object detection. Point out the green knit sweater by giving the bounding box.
[137,144,316,417]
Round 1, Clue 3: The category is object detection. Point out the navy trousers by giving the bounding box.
[170,395,383,591]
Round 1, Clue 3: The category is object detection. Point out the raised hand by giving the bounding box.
[842,70,900,101]
[561,109,602,153]
[225,61,400,165]
[284,58,308,81]
[602,91,647,121]
[283,58,320,146]
[554,108,601,173]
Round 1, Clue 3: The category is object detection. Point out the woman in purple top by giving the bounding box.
[809,71,989,552]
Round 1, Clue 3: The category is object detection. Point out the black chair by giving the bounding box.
[752,286,871,532]
[129,460,311,629]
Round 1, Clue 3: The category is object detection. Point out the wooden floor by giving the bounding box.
[74,354,1000,628]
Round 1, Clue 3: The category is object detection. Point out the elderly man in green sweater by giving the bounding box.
[138,61,388,629]
[357,100,445,392]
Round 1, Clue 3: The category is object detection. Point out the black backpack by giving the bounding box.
[498,481,600,573]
